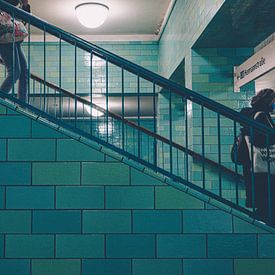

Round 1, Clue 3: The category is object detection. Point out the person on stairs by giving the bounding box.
[0,0,31,102]
[240,89,275,223]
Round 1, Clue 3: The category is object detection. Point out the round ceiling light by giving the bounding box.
[75,2,109,29]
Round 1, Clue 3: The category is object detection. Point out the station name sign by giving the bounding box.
[234,40,275,92]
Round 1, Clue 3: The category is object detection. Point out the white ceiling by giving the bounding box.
[29,0,172,40]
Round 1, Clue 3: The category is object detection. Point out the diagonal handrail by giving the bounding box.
[0,56,243,180]
[28,70,243,181]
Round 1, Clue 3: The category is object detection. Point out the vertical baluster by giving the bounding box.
[176,149,179,177]
[39,82,42,110]
[12,11,15,97]
[122,68,125,150]
[96,107,99,138]
[267,134,272,223]
[27,18,31,104]
[201,106,206,189]
[46,86,49,113]
[68,93,71,119]
[147,135,150,162]
[82,101,85,126]
[137,75,141,158]
[162,141,164,169]
[250,127,256,214]
[185,98,189,182]
[90,51,93,136]
[74,43,77,127]
[217,113,222,197]
[233,121,239,205]
[32,79,35,107]
[43,29,46,111]
[132,128,137,155]
[59,35,62,119]
[169,90,173,174]
[118,118,121,148]
[106,59,109,142]
[54,88,57,118]
[112,117,114,145]
[61,92,64,120]
[153,83,157,167]
[125,121,128,152]
[140,130,143,159]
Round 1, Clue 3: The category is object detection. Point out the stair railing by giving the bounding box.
[0,56,243,181]
[0,0,275,225]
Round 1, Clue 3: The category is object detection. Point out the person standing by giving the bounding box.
[0,0,30,102]
[240,89,275,223]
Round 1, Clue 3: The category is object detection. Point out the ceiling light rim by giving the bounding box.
[75,2,109,11]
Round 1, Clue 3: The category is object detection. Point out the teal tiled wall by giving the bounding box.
[0,99,274,275]
[0,41,158,113]
[157,0,227,189]
[0,41,158,96]
[159,0,225,79]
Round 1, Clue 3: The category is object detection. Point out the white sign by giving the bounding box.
[234,39,275,92]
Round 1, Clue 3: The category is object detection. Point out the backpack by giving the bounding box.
[0,10,28,43]
[231,132,249,165]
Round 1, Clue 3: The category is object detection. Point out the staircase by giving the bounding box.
[0,1,275,274]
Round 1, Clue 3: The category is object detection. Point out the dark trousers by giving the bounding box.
[0,42,28,102]
[244,166,275,222]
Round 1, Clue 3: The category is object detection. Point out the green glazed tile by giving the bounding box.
[32,260,81,275]
[32,163,80,185]
[6,235,54,258]
[156,187,204,209]
[82,163,130,185]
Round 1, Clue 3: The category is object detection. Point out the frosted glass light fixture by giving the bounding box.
[75,2,109,28]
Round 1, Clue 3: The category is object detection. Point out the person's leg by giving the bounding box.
[243,166,252,208]
[17,43,28,102]
[254,174,268,221]
[271,175,275,224]
[0,43,21,94]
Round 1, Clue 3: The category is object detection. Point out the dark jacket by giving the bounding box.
[240,107,275,147]
[240,107,275,208]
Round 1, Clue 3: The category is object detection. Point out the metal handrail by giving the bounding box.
[0,52,243,180]
[0,0,274,135]
[28,70,243,181]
